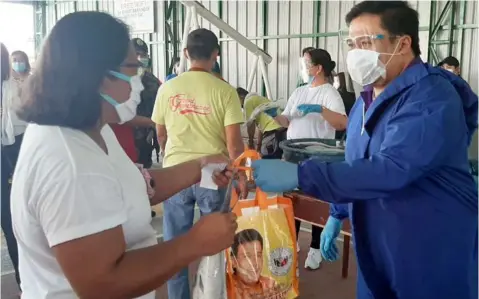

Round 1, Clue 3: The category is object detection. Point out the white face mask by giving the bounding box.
[445,68,455,73]
[101,72,144,124]
[346,49,387,86]
[346,40,401,87]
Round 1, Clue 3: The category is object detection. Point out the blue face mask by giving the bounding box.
[12,62,26,73]
[100,70,131,104]
[308,76,315,85]
[100,70,142,124]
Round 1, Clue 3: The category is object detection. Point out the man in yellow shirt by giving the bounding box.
[151,28,244,299]
[237,88,287,159]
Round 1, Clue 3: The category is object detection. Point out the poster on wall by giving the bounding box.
[114,0,154,34]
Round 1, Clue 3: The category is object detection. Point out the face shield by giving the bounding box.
[299,57,315,84]
[340,29,402,87]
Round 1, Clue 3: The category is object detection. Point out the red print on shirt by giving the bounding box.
[169,94,212,115]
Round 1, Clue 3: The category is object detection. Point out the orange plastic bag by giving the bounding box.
[226,150,299,299]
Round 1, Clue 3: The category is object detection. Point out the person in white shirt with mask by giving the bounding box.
[264,48,347,270]
[10,12,241,299]
[1,42,27,295]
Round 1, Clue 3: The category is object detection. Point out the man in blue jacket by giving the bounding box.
[251,2,478,299]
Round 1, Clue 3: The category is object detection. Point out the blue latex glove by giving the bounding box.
[320,216,342,261]
[251,160,298,192]
[297,104,322,116]
[264,107,279,118]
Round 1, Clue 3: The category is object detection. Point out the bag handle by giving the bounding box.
[231,150,270,210]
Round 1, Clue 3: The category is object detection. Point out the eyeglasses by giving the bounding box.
[343,34,387,50]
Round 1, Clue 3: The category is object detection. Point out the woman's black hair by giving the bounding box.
[231,229,264,257]
[11,50,31,73]
[301,47,315,56]
[17,11,130,130]
[1,43,10,83]
[306,48,336,77]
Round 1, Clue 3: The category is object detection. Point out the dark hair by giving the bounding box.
[302,47,315,56]
[187,28,220,61]
[1,43,10,83]
[438,56,460,67]
[236,87,248,99]
[17,11,130,130]
[306,48,336,76]
[11,50,31,73]
[231,229,263,257]
[346,1,421,57]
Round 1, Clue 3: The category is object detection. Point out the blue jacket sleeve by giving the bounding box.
[297,76,468,203]
[330,204,348,220]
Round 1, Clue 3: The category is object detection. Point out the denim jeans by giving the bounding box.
[163,183,226,299]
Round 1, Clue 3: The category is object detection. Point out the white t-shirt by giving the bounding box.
[1,79,27,145]
[11,124,157,299]
[282,83,346,140]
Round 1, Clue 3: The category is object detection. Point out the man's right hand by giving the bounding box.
[320,216,342,261]
[189,212,238,256]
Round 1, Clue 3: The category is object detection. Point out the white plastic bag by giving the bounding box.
[192,252,227,299]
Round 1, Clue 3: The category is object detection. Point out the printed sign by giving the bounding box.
[114,0,154,34]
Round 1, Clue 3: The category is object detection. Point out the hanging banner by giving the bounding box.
[114,0,155,34]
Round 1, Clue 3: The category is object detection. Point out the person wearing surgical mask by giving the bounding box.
[10,12,241,299]
[438,55,461,76]
[1,42,24,295]
[10,50,31,83]
[131,38,161,169]
[264,48,347,271]
[297,47,315,88]
[109,38,159,166]
[251,2,478,299]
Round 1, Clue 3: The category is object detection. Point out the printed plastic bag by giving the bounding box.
[226,150,299,299]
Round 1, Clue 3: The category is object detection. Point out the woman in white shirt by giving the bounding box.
[1,42,26,293]
[11,12,239,299]
[265,48,348,271]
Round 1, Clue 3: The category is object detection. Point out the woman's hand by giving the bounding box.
[199,154,249,198]
[212,165,249,198]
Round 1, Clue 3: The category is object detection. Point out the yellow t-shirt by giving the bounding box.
[243,94,281,133]
[152,71,244,167]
